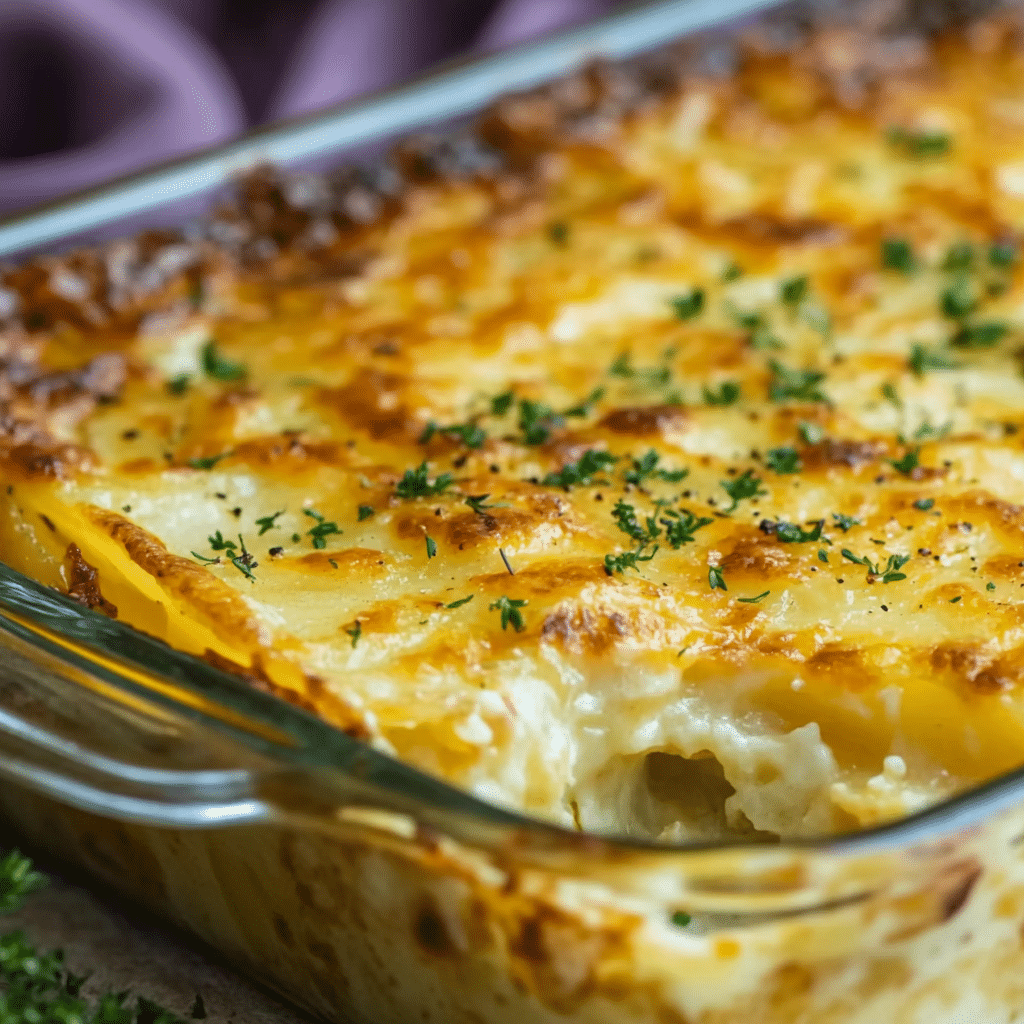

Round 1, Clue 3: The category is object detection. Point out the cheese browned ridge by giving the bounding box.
[5,3,1024,842]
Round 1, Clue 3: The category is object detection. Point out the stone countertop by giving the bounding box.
[3,865,315,1024]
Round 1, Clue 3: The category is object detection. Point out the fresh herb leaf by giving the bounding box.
[704,381,741,406]
[943,241,975,272]
[723,263,743,282]
[201,339,245,382]
[440,422,488,448]
[191,551,220,564]
[608,352,672,388]
[465,494,497,514]
[951,595,962,603]
[549,221,569,245]
[941,277,977,318]
[909,343,957,376]
[891,448,920,476]
[425,535,437,558]
[670,289,705,320]
[612,499,659,543]
[304,508,341,549]
[799,421,824,445]
[659,508,713,548]
[765,446,801,474]
[345,621,362,647]
[886,126,952,158]
[542,449,617,488]
[671,911,692,927]
[518,399,561,445]
[255,510,284,535]
[770,519,824,543]
[491,390,515,416]
[768,360,828,403]
[0,849,45,913]
[818,548,829,562]
[166,373,191,396]
[395,462,454,499]
[913,498,935,511]
[708,565,727,591]
[445,595,474,609]
[841,548,871,566]
[622,449,688,485]
[358,505,375,521]
[187,452,229,470]
[563,387,605,418]
[720,469,767,512]
[604,547,658,575]
[987,581,997,591]
[490,595,528,631]
[912,420,951,441]
[832,513,861,532]
[880,553,910,583]
[881,237,915,273]
[802,302,832,338]
[780,275,808,306]
[229,535,257,580]
[881,381,902,408]
[990,240,1018,269]
[951,321,1007,348]
[208,531,236,552]
[737,590,770,603]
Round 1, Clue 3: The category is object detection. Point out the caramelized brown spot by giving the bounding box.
[62,542,117,617]
[599,404,686,436]
[802,438,887,470]
[413,899,459,958]
[324,369,419,442]
[720,532,793,575]
[930,642,1019,695]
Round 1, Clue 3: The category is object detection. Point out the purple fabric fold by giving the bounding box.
[0,0,610,216]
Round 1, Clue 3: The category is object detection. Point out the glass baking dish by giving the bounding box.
[5,2,1024,1021]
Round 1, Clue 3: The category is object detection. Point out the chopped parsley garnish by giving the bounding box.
[445,595,474,609]
[201,339,246,381]
[802,302,832,338]
[769,519,824,543]
[671,911,692,927]
[818,548,829,562]
[623,449,688,485]
[799,421,824,445]
[542,449,617,488]
[255,510,284,535]
[304,508,342,549]
[708,565,727,591]
[723,263,743,282]
[940,277,977,319]
[832,513,861,532]
[737,590,770,603]
[670,289,705,320]
[518,399,561,445]
[990,240,1018,269]
[421,421,488,448]
[886,126,952,158]
[780,275,808,306]
[166,373,191,396]
[951,321,1007,348]
[913,498,935,511]
[358,504,375,520]
[1,849,45,912]
[491,390,515,416]
[395,461,454,499]
[208,530,235,551]
[563,387,605,418]
[549,221,569,245]
[912,420,951,441]
[659,508,713,548]
[490,595,528,631]
[608,351,671,387]
[720,469,767,512]
[187,452,229,470]
[881,237,915,273]
[881,381,902,408]
[612,499,659,543]
[604,547,658,575]
[909,343,957,376]
[951,595,962,603]
[345,621,362,647]
[191,550,220,564]
[465,494,497,514]
[731,308,782,351]
[943,241,975,272]
[768,360,828,403]
[704,381,741,406]
[987,581,997,591]
[765,446,801,474]
[890,448,920,476]
[229,535,258,580]
[425,535,437,558]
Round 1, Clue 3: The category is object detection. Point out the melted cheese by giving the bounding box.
[7,20,1024,841]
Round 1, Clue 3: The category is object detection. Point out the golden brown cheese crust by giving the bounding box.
[7,5,1024,833]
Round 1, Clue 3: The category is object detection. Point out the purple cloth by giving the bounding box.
[0,0,613,216]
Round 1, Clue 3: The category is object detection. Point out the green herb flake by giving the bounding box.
[941,277,977,319]
[704,381,741,406]
[818,548,829,563]
[765,446,802,474]
[304,508,342,549]
[723,263,743,282]
[670,289,705,320]
[780,275,808,306]
[395,461,455,499]
[881,381,902,408]
[671,911,692,927]
[436,422,488,448]
[909,343,958,376]
[166,373,191,396]
[987,581,997,591]
[187,452,229,470]
[549,221,569,245]
[604,546,658,575]
[721,469,767,513]
[832,513,861,532]
[886,126,952,158]
[737,590,771,604]
[229,534,257,580]
[990,240,1018,269]
[446,595,474,609]
[542,449,617,488]
[563,387,605,418]
[799,421,824,445]
[943,240,976,272]
[659,508,714,548]
[191,550,220,564]
[255,510,284,535]
[881,237,916,273]
[491,390,515,416]
[1,848,46,913]
[772,520,824,543]
[490,595,528,631]
[426,535,437,558]
[950,595,962,603]
[358,504,375,521]
[345,621,362,647]
[208,530,236,552]
[768,360,828,403]
[518,398,562,445]
[951,321,1008,348]
[612,499,659,543]
[201,339,246,382]
[708,565,727,591]
[913,498,935,511]
[891,448,921,476]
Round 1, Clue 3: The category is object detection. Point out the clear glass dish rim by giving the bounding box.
[1,0,1022,862]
